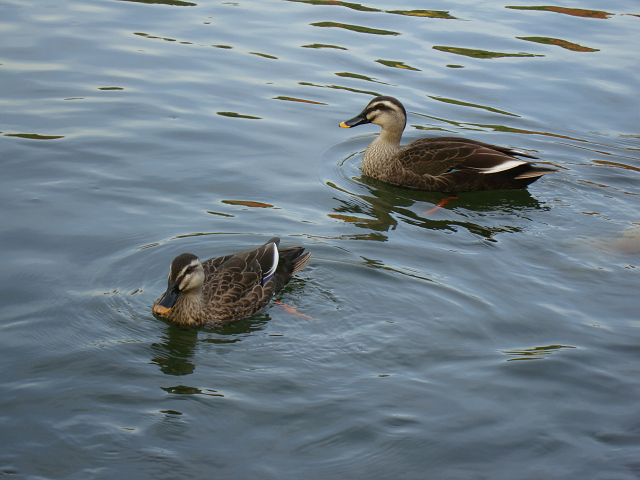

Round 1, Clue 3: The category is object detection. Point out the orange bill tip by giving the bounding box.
[339,121,351,128]
[153,304,171,316]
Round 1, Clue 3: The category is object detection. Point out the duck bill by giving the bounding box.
[153,283,180,316]
[339,112,370,128]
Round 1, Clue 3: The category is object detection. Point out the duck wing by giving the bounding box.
[391,137,554,191]
[428,137,539,159]
[396,137,533,176]
[201,238,281,305]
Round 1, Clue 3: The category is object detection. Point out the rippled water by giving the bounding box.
[1,0,639,478]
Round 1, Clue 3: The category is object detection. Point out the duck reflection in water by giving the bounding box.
[327,174,549,241]
[150,314,272,376]
[150,325,198,376]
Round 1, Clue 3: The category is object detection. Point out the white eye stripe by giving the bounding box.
[179,260,200,277]
[179,262,203,291]
[380,101,396,109]
[369,100,397,111]
[169,259,201,287]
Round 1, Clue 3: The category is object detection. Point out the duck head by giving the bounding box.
[340,96,407,131]
[153,253,205,316]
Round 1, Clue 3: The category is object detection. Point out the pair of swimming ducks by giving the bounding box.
[153,96,556,328]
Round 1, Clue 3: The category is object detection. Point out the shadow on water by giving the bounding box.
[150,324,199,376]
[326,173,548,241]
[148,278,310,376]
[149,315,270,376]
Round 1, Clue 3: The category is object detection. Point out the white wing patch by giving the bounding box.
[479,159,526,174]
[262,242,279,286]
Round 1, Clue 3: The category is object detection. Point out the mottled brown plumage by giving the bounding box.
[340,96,555,192]
[153,238,311,328]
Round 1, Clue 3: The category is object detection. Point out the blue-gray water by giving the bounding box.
[1,0,639,478]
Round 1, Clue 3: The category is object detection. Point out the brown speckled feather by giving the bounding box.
[385,138,548,192]
[153,238,311,328]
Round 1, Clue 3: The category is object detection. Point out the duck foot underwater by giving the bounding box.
[274,300,316,320]
[423,196,458,215]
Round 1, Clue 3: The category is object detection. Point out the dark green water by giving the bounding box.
[1,0,639,478]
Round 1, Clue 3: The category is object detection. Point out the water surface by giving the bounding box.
[1,0,639,478]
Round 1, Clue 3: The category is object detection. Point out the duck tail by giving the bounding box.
[291,252,311,275]
[278,247,311,275]
[514,166,557,180]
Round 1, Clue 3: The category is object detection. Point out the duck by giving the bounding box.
[153,238,311,328]
[340,96,555,192]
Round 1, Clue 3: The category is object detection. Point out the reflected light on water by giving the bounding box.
[502,344,577,361]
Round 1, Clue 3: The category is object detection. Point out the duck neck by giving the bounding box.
[174,288,206,326]
[378,123,404,147]
[362,125,404,174]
